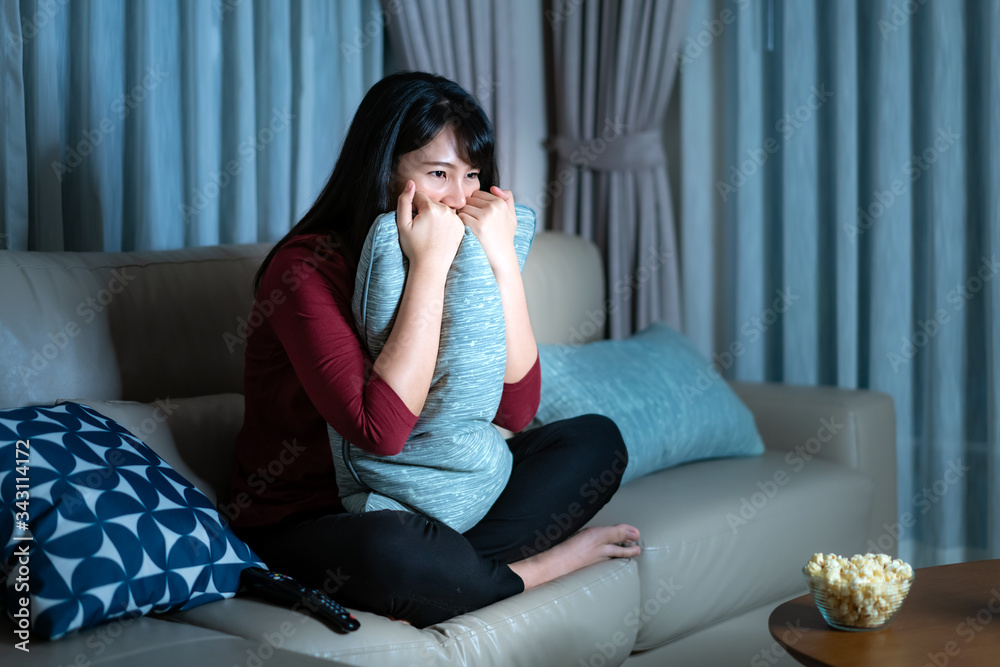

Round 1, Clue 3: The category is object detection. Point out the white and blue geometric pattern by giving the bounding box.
[0,402,263,640]
[331,204,536,533]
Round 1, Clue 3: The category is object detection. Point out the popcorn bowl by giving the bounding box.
[802,554,915,631]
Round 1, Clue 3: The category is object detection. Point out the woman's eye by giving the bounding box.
[466,172,480,179]
[430,171,446,178]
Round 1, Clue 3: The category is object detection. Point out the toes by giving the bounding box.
[613,524,640,543]
[605,543,641,559]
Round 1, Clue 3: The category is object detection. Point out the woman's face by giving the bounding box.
[394,125,480,211]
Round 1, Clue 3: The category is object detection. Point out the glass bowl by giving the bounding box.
[803,567,914,631]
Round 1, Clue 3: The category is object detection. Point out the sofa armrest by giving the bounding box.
[729,381,897,556]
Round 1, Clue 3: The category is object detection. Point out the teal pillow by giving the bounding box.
[535,322,764,484]
[330,204,536,532]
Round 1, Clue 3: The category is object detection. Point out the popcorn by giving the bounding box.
[803,552,913,628]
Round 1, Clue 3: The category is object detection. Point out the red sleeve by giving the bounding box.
[493,352,541,433]
[261,240,418,457]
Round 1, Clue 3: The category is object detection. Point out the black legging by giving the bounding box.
[234,414,629,628]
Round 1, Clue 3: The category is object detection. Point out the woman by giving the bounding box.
[228,71,640,628]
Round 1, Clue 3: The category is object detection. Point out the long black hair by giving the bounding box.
[252,71,498,295]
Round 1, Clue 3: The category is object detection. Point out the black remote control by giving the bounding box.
[239,566,360,633]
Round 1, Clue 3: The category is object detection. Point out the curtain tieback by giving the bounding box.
[547,128,666,172]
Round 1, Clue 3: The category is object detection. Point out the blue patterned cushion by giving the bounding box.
[535,322,765,484]
[330,204,536,532]
[0,402,263,640]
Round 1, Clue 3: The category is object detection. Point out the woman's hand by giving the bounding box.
[374,181,463,417]
[457,186,518,275]
[459,186,536,384]
[396,180,465,271]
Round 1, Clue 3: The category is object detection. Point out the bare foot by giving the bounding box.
[508,524,641,590]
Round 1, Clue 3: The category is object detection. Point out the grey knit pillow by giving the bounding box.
[330,204,535,532]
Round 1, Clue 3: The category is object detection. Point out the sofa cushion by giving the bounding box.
[589,452,874,651]
[172,556,640,666]
[535,322,764,484]
[331,204,535,533]
[0,402,263,639]
[0,613,345,667]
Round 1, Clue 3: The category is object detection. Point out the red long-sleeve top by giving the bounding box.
[228,233,541,528]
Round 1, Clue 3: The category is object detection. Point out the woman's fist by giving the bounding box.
[457,186,518,274]
[395,180,465,270]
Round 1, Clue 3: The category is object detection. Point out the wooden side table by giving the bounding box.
[768,559,1000,666]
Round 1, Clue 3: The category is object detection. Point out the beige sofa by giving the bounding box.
[0,233,896,666]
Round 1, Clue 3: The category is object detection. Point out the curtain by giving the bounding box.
[545,0,689,340]
[679,0,1000,567]
[380,0,516,188]
[0,0,383,252]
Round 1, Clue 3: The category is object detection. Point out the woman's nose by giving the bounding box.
[440,181,466,210]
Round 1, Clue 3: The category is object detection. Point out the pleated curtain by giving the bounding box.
[679,0,1000,567]
[546,0,690,339]
[380,0,516,188]
[0,0,383,252]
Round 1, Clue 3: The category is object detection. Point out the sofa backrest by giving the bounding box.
[0,232,605,410]
[0,244,268,409]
